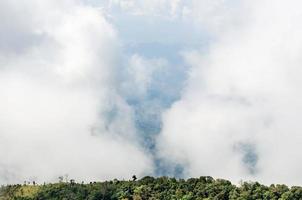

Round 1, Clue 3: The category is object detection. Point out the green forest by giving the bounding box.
[1,176,302,200]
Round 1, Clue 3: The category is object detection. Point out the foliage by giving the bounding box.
[1,176,302,200]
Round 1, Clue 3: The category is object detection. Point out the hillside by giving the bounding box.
[1,176,302,200]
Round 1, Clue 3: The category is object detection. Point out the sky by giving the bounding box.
[1,0,302,185]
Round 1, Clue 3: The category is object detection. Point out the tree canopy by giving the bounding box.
[1,176,302,200]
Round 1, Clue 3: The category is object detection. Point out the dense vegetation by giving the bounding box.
[1,176,302,200]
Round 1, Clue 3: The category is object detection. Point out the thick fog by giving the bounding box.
[2,0,302,185]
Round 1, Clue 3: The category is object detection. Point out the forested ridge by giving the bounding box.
[1,176,302,200]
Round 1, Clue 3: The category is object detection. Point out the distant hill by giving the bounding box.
[1,176,302,200]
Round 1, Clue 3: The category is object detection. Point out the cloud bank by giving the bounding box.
[2,0,302,186]
[157,0,302,185]
[0,0,152,184]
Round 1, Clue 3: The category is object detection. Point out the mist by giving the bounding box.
[157,0,302,185]
[0,0,153,184]
[2,0,302,186]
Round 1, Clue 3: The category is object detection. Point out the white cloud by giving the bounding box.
[0,0,152,184]
[108,0,184,18]
[104,0,245,35]
[120,54,169,99]
[157,0,302,185]
[4,0,302,186]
